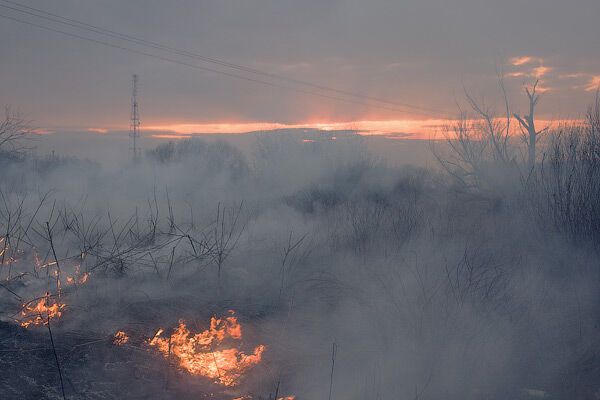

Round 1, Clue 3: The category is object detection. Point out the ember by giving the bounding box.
[113,331,129,345]
[146,312,265,387]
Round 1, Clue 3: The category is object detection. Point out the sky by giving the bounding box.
[1,0,600,137]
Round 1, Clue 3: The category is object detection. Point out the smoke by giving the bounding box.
[0,130,599,399]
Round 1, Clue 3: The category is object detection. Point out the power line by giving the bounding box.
[1,12,440,118]
[0,12,433,116]
[0,0,447,116]
[0,1,449,118]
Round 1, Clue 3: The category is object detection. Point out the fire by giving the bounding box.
[0,237,21,265]
[0,236,6,258]
[113,331,129,345]
[66,272,89,285]
[37,260,57,269]
[20,293,65,328]
[147,312,265,387]
[66,265,89,285]
[33,252,43,270]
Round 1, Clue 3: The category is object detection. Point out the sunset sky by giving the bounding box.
[1,0,600,137]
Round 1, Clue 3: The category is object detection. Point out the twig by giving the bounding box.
[166,246,176,280]
[0,280,21,300]
[46,294,66,400]
[329,341,337,400]
[273,379,281,400]
[46,221,62,297]
[165,334,172,390]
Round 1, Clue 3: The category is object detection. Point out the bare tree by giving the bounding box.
[463,78,512,165]
[206,202,246,283]
[0,107,30,155]
[435,74,550,192]
[433,75,515,192]
[587,88,600,139]
[535,91,600,247]
[514,80,547,171]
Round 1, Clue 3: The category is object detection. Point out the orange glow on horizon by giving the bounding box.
[144,119,450,139]
[150,133,194,139]
[142,117,582,140]
[87,128,109,134]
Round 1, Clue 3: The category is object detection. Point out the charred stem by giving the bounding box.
[46,295,66,400]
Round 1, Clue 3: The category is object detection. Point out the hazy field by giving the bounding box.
[1,117,600,399]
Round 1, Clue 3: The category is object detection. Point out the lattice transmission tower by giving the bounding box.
[129,74,141,162]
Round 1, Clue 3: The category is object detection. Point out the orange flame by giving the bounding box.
[20,293,65,328]
[66,265,89,285]
[147,312,265,387]
[0,237,21,265]
[113,331,129,345]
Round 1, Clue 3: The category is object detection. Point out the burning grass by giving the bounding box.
[19,293,65,328]
[145,311,265,387]
[15,258,89,329]
[113,330,129,345]
[65,265,89,286]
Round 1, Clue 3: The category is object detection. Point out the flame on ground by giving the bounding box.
[113,331,129,345]
[20,293,65,328]
[146,312,265,387]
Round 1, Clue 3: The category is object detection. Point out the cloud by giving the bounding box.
[510,56,541,66]
[584,76,600,92]
[87,128,109,134]
[509,55,546,67]
[507,56,550,78]
[559,73,586,79]
[554,72,600,92]
[532,66,552,78]
[507,72,527,78]
[505,56,600,94]
[535,84,552,93]
[3,1,600,129]
[507,56,554,91]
